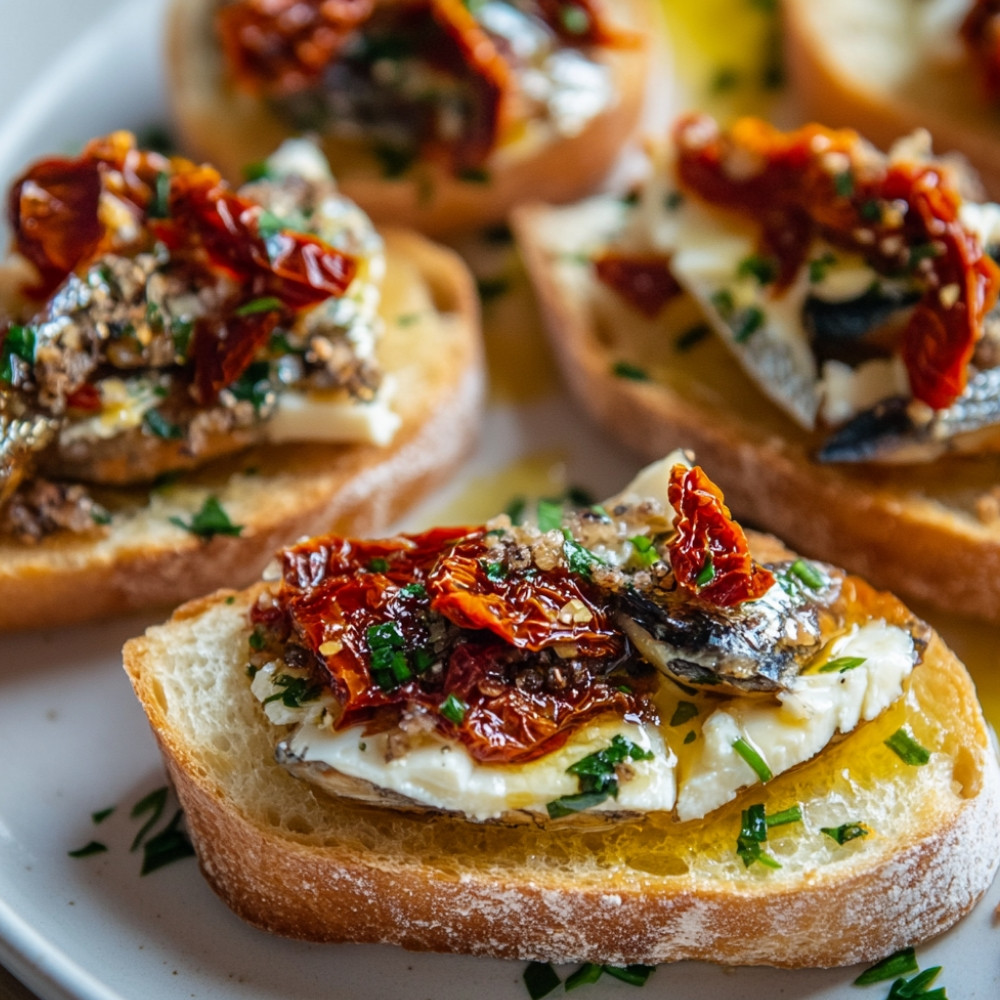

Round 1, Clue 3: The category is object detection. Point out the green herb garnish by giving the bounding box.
[808,251,837,283]
[523,961,561,999]
[130,787,169,851]
[834,170,855,197]
[884,727,931,766]
[604,965,656,986]
[367,558,390,573]
[547,735,654,818]
[458,166,491,184]
[818,656,866,674]
[733,305,765,342]
[565,963,603,990]
[143,408,183,441]
[629,534,659,569]
[169,495,243,539]
[821,822,870,845]
[92,807,115,824]
[854,947,919,985]
[482,560,508,582]
[374,144,417,178]
[562,530,605,580]
[537,498,563,532]
[1,324,36,383]
[710,288,735,319]
[402,582,427,598]
[789,558,825,589]
[148,170,171,219]
[367,621,413,690]
[263,674,322,709]
[140,809,195,875]
[695,554,716,587]
[766,804,802,827]
[736,803,780,869]
[505,495,527,526]
[675,322,710,351]
[732,737,772,782]
[669,701,698,727]
[440,692,468,724]
[611,360,650,381]
[242,160,274,182]
[234,296,284,317]
[476,276,509,302]
[68,841,108,858]
[737,254,778,285]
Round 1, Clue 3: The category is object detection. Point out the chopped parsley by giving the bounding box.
[788,557,826,590]
[611,359,650,381]
[736,802,781,869]
[562,530,605,580]
[821,821,870,845]
[737,254,778,286]
[402,582,428,599]
[523,961,561,999]
[675,322,710,352]
[139,808,196,875]
[537,498,564,532]
[367,557,390,573]
[234,295,284,316]
[559,2,590,35]
[732,737,772,782]
[481,559,508,582]
[808,251,838,283]
[1,324,36,383]
[854,948,919,985]
[263,673,322,708]
[546,735,654,818]
[169,496,243,539]
[818,656,866,674]
[439,692,468,724]
[68,840,108,858]
[505,495,527,526]
[367,621,413,690]
[143,407,183,441]
[171,317,194,360]
[91,806,115,824]
[860,199,882,222]
[834,170,855,197]
[710,288,735,319]
[733,305,765,342]
[884,727,931,766]
[148,170,171,219]
[694,554,716,587]
[628,534,659,569]
[669,700,698,727]
[242,159,274,182]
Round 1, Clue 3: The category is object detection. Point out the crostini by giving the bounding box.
[0,133,482,630]
[166,0,653,235]
[123,453,1000,967]
[785,0,1000,199]
[513,113,1000,622]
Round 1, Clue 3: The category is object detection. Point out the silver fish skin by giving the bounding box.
[613,562,844,694]
[818,366,1000,463]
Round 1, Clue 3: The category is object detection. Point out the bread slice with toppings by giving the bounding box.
[166,0,654,236]
[0,129,483,633]
[511,114,1000,623]
[784,0,1000,199]
[123,455,1000,968]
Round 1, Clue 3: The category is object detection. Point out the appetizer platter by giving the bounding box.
[1,1,999,999]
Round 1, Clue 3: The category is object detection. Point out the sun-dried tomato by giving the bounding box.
[667,463,774,606]
[592,249,682,318]
[7,132,167,299]
[673,113,1000,410]
[64,383,102,413]
[217,0,376,96]
[961,0,1000,100]
[5,132,358,406]
[426,531,620,656]
[276,526,644,763]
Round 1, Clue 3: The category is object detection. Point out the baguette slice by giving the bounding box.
[511,197,1000,623]
[784,0,1000,198]
[0,228,482,631]
[166,0,653,236]
[123,526,1000,967]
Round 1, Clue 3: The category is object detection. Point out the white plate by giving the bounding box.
[0,2,998,999]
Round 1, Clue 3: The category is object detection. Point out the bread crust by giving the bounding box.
[165,0,652,236]
[784,0,1000,198]
[0,229,483,631]
[123,573,1000,967]
[511,199,1000,623]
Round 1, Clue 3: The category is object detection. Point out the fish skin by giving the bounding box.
[612,563,844,694]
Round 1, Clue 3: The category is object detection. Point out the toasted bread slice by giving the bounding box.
[0,229,482,631]
[123,527,1000,967]
[166,0,653,236]
[784,0,1000,198]
[512,196,1000,623]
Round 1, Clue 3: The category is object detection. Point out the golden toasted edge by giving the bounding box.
[166,0,653,235]
[783,0,1000,198]
[510,199,1000,622]
[123,577,1000,966]
[0,228,483,631]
